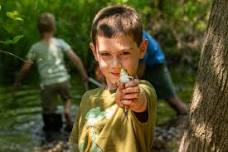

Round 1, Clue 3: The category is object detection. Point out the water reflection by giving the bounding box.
[0,80,82,152]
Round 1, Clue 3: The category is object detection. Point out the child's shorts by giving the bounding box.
[40,81,72,113]
[143,63,176,100]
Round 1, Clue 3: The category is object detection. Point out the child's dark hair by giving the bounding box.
[37,12,56,36]
[91,5,143,46]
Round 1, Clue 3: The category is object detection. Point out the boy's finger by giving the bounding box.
[125,79,139,88]
[115,90,121,103]
[121,99,133,106]
[122,86,140,94]
[117,82,125,90]
[115,84,124,105]
[118,102,124,108]
[122,93,139,100]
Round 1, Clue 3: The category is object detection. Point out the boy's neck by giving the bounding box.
[106,82,117,91]
[41,32,54,43]
[41,36,53,43]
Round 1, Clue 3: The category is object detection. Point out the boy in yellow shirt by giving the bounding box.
[69,5,157,152]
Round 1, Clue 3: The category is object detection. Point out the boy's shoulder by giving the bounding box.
[79,87,105,109]
[139,80,154,88]
[81,87,105,101]
[53,37,69,44]
[53,37,71,50]
[53,37,63,42]
[30,41,42,49]
[139,80,157,98]
[31,38,65,47]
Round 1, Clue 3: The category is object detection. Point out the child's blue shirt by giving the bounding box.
[142,31,165,67]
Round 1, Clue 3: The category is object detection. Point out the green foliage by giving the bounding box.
[0,35,24,44]
[0,0,211,84]
[0,6,24,44]
[6,10,23,21]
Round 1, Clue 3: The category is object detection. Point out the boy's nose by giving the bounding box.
[112,57,121,69]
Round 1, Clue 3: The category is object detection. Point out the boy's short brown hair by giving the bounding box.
[37,12,56,36]
[91,5,143,46]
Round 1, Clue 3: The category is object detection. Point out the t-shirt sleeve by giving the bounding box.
[26,46,36,62]
[58,39,71,52]
[129,80,157,150]
[131,80,157,124]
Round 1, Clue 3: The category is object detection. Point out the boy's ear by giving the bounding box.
[139,39,148,59]
[90,42,98,61]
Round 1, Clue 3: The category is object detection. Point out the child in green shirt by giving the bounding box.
[69,5,157,151]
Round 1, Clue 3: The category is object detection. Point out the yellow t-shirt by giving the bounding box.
[69,80,157,152]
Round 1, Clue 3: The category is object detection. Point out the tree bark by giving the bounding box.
[178,0,228,152]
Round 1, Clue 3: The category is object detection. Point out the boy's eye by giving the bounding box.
[100,52,111,56]
[121,52,130,55]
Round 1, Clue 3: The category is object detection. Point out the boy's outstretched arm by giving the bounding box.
[66,49,89,90]
[13,60,33,91]
[122,79,147,112]
[116,79,148,118]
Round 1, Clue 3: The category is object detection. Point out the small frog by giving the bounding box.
[120,68,131,83]
[120,68,133,117]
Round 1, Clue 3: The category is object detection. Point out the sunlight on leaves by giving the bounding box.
[195,21,207,31]
[0,35,24,44]
[114,0,128,4]
[6,10,24,21]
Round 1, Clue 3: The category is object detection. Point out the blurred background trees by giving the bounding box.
[0,0,211,84]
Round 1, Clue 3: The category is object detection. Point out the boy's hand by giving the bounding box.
[115,79,147,113]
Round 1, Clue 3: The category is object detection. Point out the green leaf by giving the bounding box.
[6,11,23,21]
[0,35,24,45]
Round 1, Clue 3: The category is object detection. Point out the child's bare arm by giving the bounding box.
[66,49,89,89]
[14,60,33,90]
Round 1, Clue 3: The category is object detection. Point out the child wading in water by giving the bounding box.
[14,12,88,132]
[69,5,157,151]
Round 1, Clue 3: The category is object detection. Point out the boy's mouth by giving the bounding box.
[111,72,120,77]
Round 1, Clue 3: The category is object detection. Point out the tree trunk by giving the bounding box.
[178,0,228,152]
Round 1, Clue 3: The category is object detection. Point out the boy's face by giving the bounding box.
[91,34,147,89]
